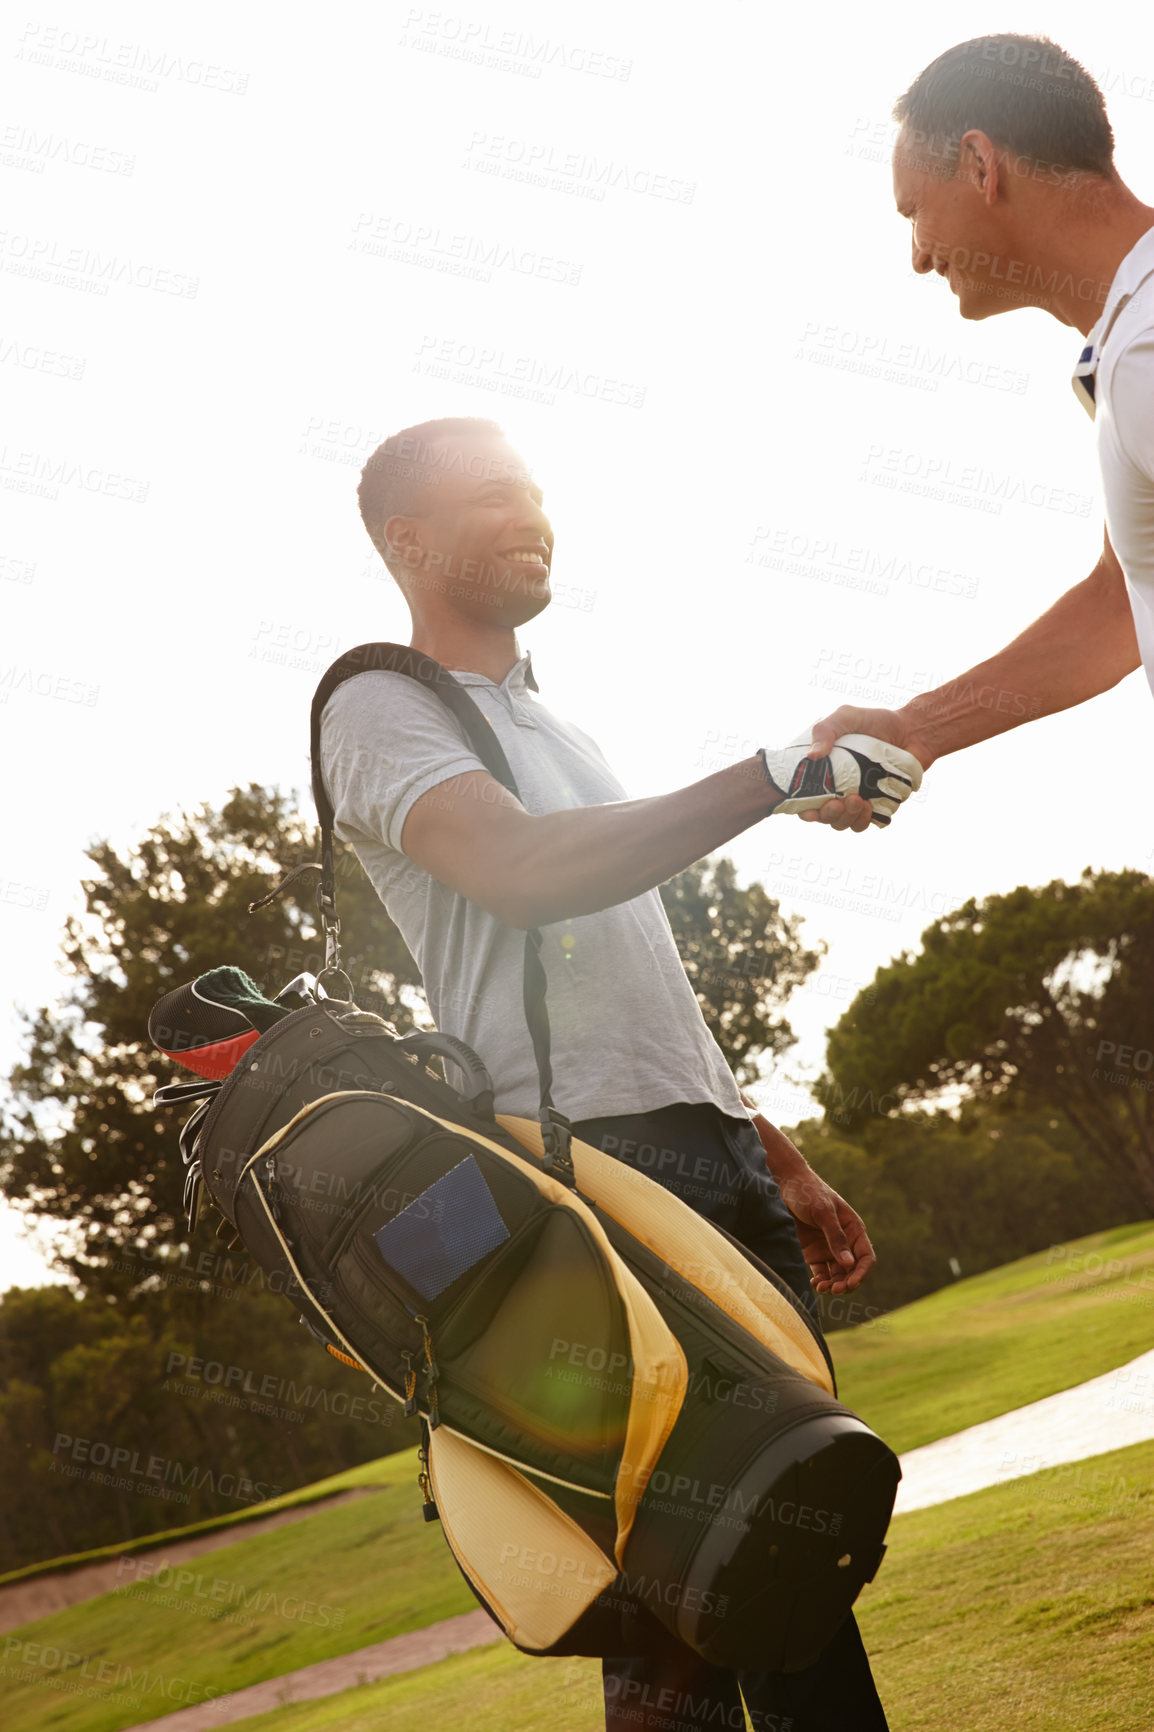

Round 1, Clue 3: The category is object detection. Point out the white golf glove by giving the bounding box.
[760,734,923,828]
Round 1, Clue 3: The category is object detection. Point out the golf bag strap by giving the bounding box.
[310,643,572,1177]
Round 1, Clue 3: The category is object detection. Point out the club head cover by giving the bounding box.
[148,967,288,1079]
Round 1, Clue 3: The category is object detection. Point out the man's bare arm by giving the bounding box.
[401,757,778,929]
[740,1094,876,1293]
[804,533,1139,819]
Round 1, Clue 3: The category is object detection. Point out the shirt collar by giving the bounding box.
[1072,226,1154,419]
[450,652,539,692]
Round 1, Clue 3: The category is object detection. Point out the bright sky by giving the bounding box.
[3,3,1152,1289]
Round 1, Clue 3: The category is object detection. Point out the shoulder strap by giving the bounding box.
[310,643,573,1179]
[311,642,520,829]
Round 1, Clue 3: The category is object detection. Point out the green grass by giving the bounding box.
[0,1452,405,1588]
[3,1220,1153,1731]
[0,1448,477,1732]
[830,1219,1154,1452]
[178,1437,1154,1732]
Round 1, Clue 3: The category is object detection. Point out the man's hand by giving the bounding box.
[774,1169,877,1295]
[797,708,932,832]
[742,1102,876,1293]
[761,733,924,828]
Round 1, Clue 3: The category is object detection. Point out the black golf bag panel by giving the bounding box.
[150,641,901,1673]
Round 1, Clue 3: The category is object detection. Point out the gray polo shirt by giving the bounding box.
[319,654,746,1123]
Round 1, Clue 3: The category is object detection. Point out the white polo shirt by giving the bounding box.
[320,658,746,1123]
[1074,226,1154,699]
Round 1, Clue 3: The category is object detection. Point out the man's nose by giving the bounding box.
[520,498,553,544]
[911,232,935,275]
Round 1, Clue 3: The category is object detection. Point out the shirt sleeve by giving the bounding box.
[319,672,490,855]
[1107,327,1154,482]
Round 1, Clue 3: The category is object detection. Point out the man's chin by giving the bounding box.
[955,278,1029,321]
[465,586,552,628]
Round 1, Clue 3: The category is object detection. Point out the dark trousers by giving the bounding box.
[570,1103,890,1732]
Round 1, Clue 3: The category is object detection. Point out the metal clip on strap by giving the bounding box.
[540,1106,575,1187]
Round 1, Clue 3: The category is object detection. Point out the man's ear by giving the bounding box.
[384,514,422,568]
[958,129,1001,204]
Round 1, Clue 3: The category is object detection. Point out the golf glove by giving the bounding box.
[760,734,923,827]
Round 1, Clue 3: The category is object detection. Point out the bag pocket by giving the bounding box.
[437,1206,632,1481]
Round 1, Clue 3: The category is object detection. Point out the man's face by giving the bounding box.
[393,432,555,625]
[892,127,1027,320]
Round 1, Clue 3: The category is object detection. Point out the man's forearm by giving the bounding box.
[901,545,1139,764]
[489,757,778,927]
[740,1096,810,1182]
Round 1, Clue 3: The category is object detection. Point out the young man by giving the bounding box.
[802,34,1151,832]
[320,416,917,1730]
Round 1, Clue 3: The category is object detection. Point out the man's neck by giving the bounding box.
[1034,188,1154,334]
[408,620,522,683]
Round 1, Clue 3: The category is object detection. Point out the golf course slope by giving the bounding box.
[1,1219,1151,1732]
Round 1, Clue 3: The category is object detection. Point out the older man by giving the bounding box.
[805,34,1152,827]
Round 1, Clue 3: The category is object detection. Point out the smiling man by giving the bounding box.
[319,415,913,1729]
[804,34,1154,829]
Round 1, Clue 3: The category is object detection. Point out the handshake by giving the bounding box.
[761,734,925,830]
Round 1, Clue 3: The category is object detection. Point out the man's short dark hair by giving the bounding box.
[358,416,505,575]
[893,35,1116,180]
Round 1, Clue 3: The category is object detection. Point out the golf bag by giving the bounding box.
[150,644,900,1672]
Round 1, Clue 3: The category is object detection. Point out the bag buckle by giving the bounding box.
[540,1109,576,1188]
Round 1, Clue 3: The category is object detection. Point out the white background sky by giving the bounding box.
[3,3,1152,1289]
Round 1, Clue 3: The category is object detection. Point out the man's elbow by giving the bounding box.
[480,885,576,930]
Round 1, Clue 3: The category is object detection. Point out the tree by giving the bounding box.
[0,785,422,1292]
[817,869,1154,1214]
[659,856,821,1086]
[789,1102,1134,1321]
